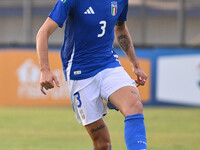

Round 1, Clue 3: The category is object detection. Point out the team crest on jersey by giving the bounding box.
[111,1,117,16]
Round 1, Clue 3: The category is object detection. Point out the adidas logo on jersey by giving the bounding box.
[84,7,95,14]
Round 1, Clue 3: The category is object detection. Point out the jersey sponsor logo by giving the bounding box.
[84,7,95,14]
[111,1,117,16]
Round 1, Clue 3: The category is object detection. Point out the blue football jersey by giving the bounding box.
[49,0,128,80]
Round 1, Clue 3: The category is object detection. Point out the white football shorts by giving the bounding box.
[67,66,136,125]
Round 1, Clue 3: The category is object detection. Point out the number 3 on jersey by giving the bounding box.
[98,21,106,37]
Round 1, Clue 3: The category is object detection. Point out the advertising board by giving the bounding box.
[156,53,200,106]
[0,48,151,106]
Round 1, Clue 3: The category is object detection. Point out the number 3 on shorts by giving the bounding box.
[98,21,106,37]
[74,92,82,108]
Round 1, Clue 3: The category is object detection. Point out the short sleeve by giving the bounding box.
[49,0,74,28]
[117,3,128,22]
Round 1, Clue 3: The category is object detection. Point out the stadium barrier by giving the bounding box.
[0,48,151,107]
[153,48,200,106]
[0,47,199,107]
[0,49,70,106]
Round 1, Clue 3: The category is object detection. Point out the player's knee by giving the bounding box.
[134,100,143,114]
[122,101,143,117]
[94,140,111,150]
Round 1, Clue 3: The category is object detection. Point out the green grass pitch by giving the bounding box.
[0,107,199,150]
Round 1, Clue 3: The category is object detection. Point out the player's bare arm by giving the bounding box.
[114,21,147,86]
[36,17,60,95]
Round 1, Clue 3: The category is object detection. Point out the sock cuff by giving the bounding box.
[125,113,144,122]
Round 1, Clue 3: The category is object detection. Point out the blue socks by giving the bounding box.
[93,114,146,150]
[124,113,147,150]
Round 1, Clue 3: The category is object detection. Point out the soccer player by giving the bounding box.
[36,0,147,149]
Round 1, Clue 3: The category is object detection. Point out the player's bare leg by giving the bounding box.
[85,118,111,150]
[109,86,143,117]
[109,86,147,150]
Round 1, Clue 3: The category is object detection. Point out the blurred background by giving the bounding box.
[0,0,200,150]
[0,0,200,46]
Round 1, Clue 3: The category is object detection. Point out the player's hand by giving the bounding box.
[40,70,60,95]
[133,67,147,87]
